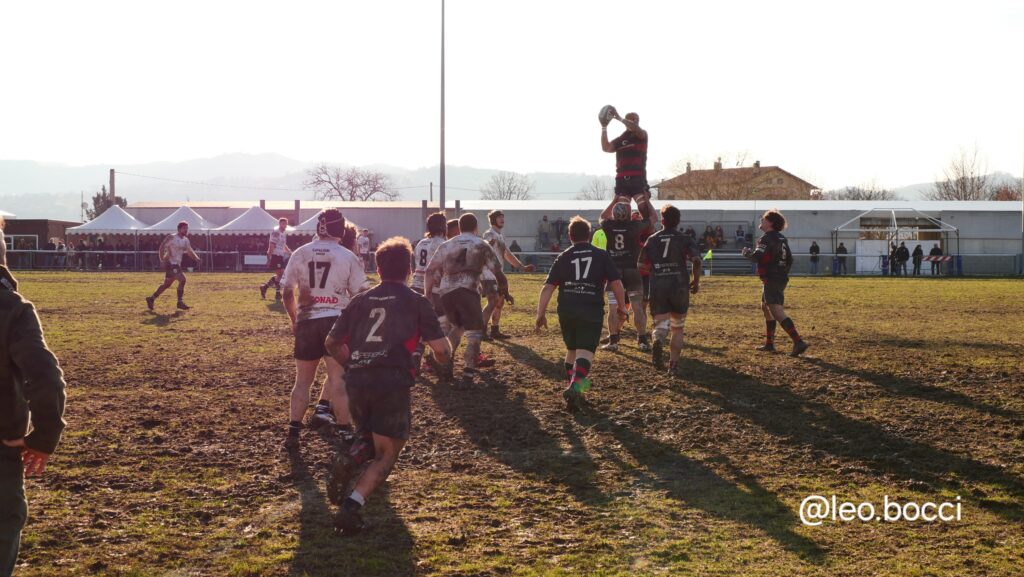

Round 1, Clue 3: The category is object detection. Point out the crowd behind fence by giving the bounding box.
[6,249,1022,277]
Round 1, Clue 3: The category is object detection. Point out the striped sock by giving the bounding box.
[780,317,801,342]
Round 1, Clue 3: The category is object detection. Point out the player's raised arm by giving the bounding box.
[600,197,618,221]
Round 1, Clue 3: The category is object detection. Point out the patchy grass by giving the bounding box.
[11,271,1024,576]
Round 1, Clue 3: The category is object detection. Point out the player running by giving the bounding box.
[411,212,448,370]
[599,198,656,352]
[146,221,201,311]
[260,218,292,301]
[324,237,451,536]
[638,205,701,375]
[481,210,534,340]
[280,209,368,450]
[742,209,808,357]
[536,216,628,411]
[424,213,509,384]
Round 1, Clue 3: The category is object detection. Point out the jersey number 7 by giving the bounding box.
[308,261,332,289]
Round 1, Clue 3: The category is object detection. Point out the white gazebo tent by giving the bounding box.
[211,206,287,235]
[66,205,147,236]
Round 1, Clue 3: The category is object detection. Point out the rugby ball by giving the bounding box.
[598,104,617,127]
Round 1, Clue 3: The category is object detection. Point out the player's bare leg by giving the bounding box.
[629,292,649,350]
[287,359,321,448]
[651,314,671,369]
[486,295,509,339]
[439,325,463,382]
[334,434,406,536]
[667,314,687,376]
[463,330,483,380]
[147,277,174,310]
[602,293,621,351]
[174,273,189,309]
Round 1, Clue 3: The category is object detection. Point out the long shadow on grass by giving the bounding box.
[804,357,1021,420]
[489,340,564,378]
[141,311,185,327]
[572,409,825,562]
[677,358,1024,521]
[286,448,415,577]
[426,371,609,504]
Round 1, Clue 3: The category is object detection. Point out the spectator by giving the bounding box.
[929,243,943,275]
[809,241,820,275]
[57,240,67,269]
[537,216,553,249]
[44,238,56,269]
[702,226,716,250]
[888,242,899,276]
[356,229,372,273]
[684,226,696,239]
[554,217,567,244]
[896,242,910,276]
[714,225,724,246]
[836,242,848,275]
[912,244,923,276]
[735,225,745,246]
[509,240,522,255]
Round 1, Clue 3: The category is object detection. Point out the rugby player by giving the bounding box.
[536,216,628,411]
[446,218,460,239]
[324,237,451,536]
[146,221,201,311]
[601,110,653,220]
[424,213,509,384]
[260,218,292,301]
[481,210,534,341]
[741,210,808,357]
[599,198,657,352]
[280,209,368,449]
[411,212,448,370]
[638,205,701,375]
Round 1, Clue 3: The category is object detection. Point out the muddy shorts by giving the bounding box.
[268,254,286,272]
[293,316,337,360]
[441,287,485,331]
[558,309,604,353]
[164,263,184,279]
[346,370,413,440]
[649,277,689,316]
[480,279,500,299]
[614,176,649,199]
[619,268,643,296]
[761,279,788,306]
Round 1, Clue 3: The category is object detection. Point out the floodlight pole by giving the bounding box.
[439,0,446,212]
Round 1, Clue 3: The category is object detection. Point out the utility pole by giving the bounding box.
[430,182,434,203]
[439,0,446,212]
[109,168,115,205]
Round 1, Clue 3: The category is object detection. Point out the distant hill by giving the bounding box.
[0,154,613,221]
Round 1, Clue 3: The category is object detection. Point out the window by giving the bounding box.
[776,178,783,184]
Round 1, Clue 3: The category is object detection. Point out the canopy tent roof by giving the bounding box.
[144,206,217,233]
[293,209,360,233]
[66,206,147,235]
[832,207,959,234]
[212,206,291,235]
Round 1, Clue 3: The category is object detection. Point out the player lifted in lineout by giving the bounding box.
[260,218,292,301]
[600,105,653,221]
[424,213,509,385]
[638,205,702,375]
[742,209,809,357]
[325,237,451,536]
[599,197,657,352]
[481,209,534,341]
[280,209,368,450]
[536,216,627,411]
[146,221,201,311]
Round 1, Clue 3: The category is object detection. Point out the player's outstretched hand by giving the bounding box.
[535,314,547,332]
[503,291,515,306]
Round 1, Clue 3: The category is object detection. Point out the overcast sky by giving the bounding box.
[1,0,1021,190]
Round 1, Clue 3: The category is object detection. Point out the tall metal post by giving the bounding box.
[439,0,446,212]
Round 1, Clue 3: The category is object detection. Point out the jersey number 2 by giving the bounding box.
[367,308,386,342]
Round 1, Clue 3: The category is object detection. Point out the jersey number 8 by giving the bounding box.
[614,234,625,251]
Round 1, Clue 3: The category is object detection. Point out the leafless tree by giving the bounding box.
[303,164,399,202]
[480,171,534,201]
[925,147,991,201]
[575,177,612,200]
[990,180,1022,201]
[822,182,899,201]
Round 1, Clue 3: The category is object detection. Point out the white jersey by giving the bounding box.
[356,236,370,256]
[425,233,503,296]
[281,239,367,323]
[163,235,193,265]
[411,235,446,291]
[268,228,288,256]
[480,228,508,282]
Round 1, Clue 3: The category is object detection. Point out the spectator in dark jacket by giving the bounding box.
[888,242,899,276]
[911,244,924,276]
[809,241,820,275]
[896,242,910,276]
[0,265,67,575]
[836,242,848,275]
[929,244,943,275]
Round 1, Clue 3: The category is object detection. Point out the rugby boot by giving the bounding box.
[334,499,365,536]
[600,341,619,352]
[790,340,809,357]
[309,408,337,431]
[756,343,776,352]
[176,301,191,310]
[336,424,356,445]
[652,339,665,370]
[562,387,583,412]
[260,285,268,299]
[476,354,496,368]
[668,362,686,378]
[638,339,652,353]
[490,326,512,340]
[275,291,282,302]
[145,296,155,311]
[326,454,355,506]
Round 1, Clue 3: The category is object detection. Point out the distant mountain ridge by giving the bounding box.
[0,154,1015,221]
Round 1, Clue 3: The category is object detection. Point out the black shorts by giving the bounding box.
[480,279,499,298]
[761,278,788,306]
[558,309,604,353]
[441,288,485,331]
[268,254,285,272]
[293,316,337,360]
[164,263,184,279]
[614,176,649,199]
[346,370,412,440]
[649,277,690,316]
[617,268,642,296]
